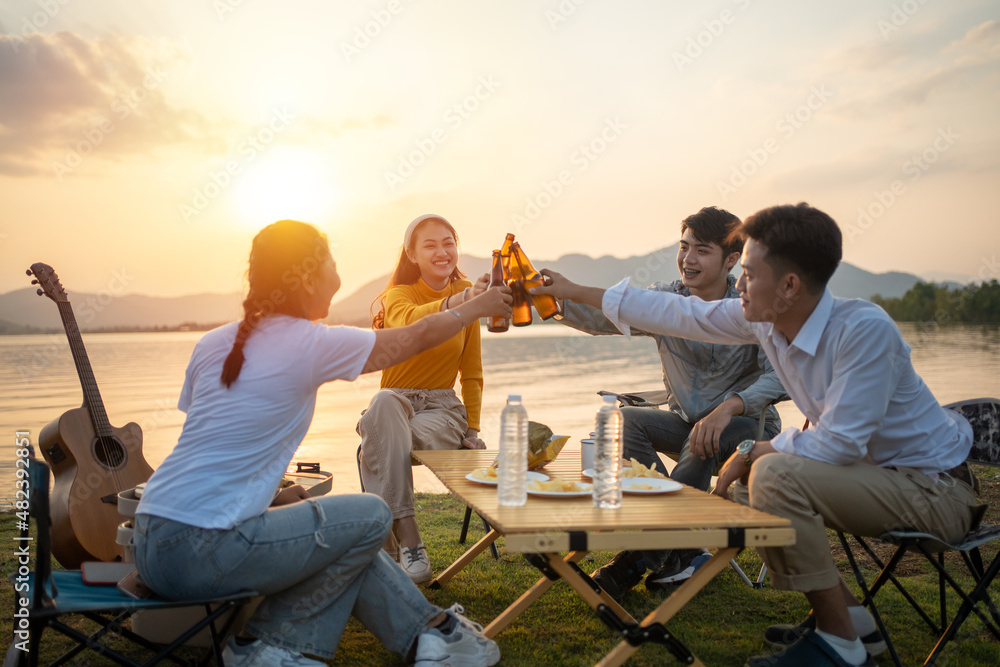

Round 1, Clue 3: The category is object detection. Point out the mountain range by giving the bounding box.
[2,245,925,333]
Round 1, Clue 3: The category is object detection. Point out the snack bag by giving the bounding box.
[527,421,570,470]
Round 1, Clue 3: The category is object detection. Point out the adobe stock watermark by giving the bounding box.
[8,0,73,54]
[977,255,1000,283]
[510,116,628,232]
[554,247,672,362]
[340,0,408,62]
[845,127,959,244]
[545,0,590,30]
[51,66,170,182]
[673,0,752,73]
[214,0,250,21]
[877,0,930,39]
[716,84,834,201]
[383,75,501,192]
[179,107,297,224]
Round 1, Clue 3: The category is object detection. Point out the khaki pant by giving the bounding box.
[735,454,979,592]
[356,388,468,522]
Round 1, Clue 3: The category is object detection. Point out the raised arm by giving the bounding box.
[533,269,606,309]
[361,285,511,374]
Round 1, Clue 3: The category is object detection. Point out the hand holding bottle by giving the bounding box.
[471,272,490,298]
[531,269,606,310]
[459,283,512,321]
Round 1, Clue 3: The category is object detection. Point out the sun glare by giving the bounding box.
[233,150,340,227]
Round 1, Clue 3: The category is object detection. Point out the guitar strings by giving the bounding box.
[61,301,128,497]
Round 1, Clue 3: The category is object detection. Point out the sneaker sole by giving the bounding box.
[406,568,433,585]
[765,625,886,657]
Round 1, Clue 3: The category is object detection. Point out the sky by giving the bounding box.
[1,0,998,301]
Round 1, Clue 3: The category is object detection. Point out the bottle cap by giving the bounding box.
[508,394,521,402]
[603,395,616,404]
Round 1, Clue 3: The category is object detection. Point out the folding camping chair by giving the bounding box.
[836,397,1000,666]
[600,389,784,588]
[6,457,255,667]
[356,444,499,559]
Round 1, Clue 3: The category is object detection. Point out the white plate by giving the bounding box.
[527,482,593,498]
[582,468,669,482]
[465,470,550,486]
[621,477,684,494]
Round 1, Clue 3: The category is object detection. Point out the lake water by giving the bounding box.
[2,323,999,506]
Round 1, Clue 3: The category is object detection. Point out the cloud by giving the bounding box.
[0,31,220,178]
[825,19,1000,121]
[283,113,395,145]
[0,31,401,179]
[945,19,1000,65]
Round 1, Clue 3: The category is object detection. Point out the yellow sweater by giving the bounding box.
[380,278,483,430]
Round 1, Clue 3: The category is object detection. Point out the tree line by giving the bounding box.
[871,280,1000,324]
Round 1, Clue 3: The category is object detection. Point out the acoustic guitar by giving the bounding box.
[27,263,154,568]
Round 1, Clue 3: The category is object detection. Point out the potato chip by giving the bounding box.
[621,457,668,479]
[626,483,658,491]
[471,467,498,481]
[528,477,586,493]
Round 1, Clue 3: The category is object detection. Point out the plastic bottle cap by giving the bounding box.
[603,395,616,404]
[508,394,521,401]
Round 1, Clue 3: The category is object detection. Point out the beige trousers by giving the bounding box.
[356,388,468,521]
[735,454,978,592]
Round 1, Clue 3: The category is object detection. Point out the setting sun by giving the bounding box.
[233,149,340,228]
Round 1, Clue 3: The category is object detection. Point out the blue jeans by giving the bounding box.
[133,494,439,660]
[621,406,778,491]
[620,406,779,570]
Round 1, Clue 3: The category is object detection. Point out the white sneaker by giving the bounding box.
[415,604,500,667]
[221,636,325,666]
[401,543,433,584]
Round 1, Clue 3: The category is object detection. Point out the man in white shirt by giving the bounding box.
[533,203,980,667]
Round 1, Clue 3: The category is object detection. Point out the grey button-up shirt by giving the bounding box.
[559,275,784,429]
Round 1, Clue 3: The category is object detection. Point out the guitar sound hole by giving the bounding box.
[93,436,127,469]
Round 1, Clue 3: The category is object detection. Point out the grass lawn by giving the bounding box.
[2,466,999,666]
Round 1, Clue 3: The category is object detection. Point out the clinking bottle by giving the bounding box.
[487,250,509,333]
[511,242,559,320]
[499,233,515,283]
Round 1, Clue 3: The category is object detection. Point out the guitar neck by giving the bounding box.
[56,300,114,438]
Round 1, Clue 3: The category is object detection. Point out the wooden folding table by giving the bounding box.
[414,449,795,666]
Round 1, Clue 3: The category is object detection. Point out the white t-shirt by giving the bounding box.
[136,315,376,529]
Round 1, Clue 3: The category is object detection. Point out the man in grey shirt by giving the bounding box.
[557,206,785,599]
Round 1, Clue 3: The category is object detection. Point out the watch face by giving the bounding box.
[737,439,754,454]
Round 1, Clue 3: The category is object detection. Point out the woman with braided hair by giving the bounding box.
[134,220,508,667]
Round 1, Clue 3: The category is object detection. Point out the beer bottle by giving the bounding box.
[511,242,559,320]
[499,233,515,283]
[511,279,532,327]
[487,250,510,333]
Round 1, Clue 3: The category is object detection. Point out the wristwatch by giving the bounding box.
[737,439,755,467]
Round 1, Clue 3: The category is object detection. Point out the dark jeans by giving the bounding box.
[620,406,779,570]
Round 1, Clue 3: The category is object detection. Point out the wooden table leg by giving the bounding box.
[483,552,631,639]
[429,529,501,589]
[595,548,739,667]
[546,555,636,625]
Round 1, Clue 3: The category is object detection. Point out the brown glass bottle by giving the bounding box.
[510,279,532,327]
[487,250,509,333]
[499,233,515,283]
[511,242,559,320]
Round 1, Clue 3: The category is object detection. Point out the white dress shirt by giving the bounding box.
[602,278,972,475]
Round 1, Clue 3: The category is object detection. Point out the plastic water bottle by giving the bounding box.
[498,395,528,506]
[593,395,623,509]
